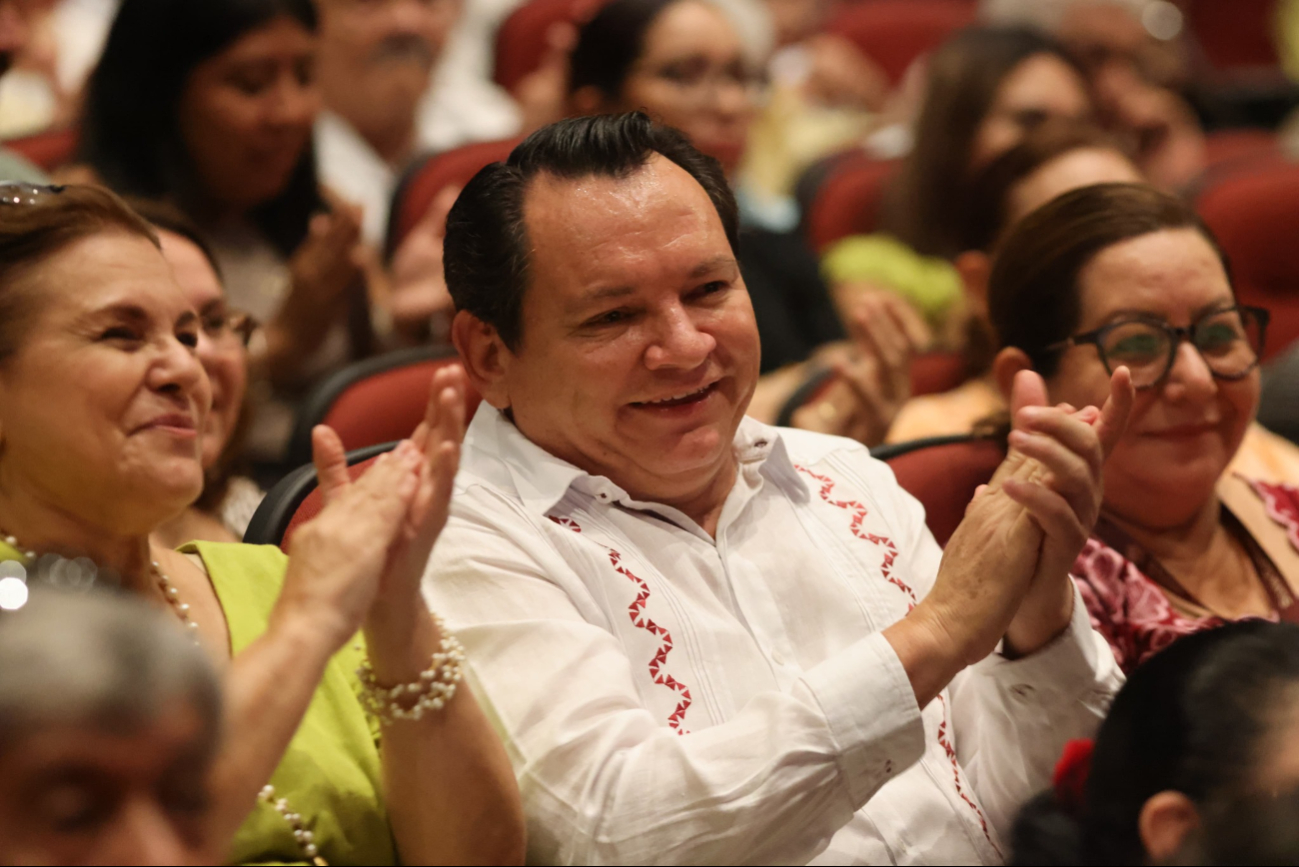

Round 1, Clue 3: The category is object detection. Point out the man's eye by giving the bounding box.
[100,326,141,343]
[587,309,629,328]
[694,281,727,297]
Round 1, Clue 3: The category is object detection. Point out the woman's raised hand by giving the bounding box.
[272,427,423,650]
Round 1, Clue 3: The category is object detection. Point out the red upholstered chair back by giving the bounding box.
[825,0,977,86]
[286,347,482,469]
[909,351,969,398]
[387,138,519,256]
[1184,0,1281,72]
[806,153,900,252]
[1203,128,1280,171]
[873,435,1004,547]
[1196,161,1299,362]
[493,0,599,94]
[3,126,79,172]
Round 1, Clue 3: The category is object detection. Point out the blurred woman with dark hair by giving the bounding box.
[1012,621,1299,865]
[78,0,365,464]
[823,26,1092,336]
[989,183,1299,672]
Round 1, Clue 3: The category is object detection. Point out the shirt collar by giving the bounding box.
[462,406,808,517]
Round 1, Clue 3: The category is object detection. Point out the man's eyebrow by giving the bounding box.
[688,255,738,279]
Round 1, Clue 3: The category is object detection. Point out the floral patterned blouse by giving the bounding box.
[1073,477,1299,673]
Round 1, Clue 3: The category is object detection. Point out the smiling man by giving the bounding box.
[424,112,1130,864]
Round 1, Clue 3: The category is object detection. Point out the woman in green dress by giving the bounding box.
[0,182,525,864]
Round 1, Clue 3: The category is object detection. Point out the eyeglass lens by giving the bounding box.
[1099,308,1264,387]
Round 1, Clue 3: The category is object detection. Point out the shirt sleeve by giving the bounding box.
[947,573,1123,841]
[873,460,1124,844]
[424,491,927,866]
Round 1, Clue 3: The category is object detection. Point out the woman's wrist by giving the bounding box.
[363,595,442,684]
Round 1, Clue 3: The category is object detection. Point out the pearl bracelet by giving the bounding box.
[356,618,466,723]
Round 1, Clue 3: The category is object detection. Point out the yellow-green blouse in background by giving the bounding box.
[0,538,397,866]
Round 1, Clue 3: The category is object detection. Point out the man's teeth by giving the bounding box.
[646,385,709,404]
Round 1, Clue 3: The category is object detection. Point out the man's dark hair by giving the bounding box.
[443,111,739,349]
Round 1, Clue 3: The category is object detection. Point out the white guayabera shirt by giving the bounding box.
[423,408,1123,865]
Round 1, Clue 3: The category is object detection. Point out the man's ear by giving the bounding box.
[991,346,1034,403]
[1139,790,1201,863]
[953,250,991,317]
[451,310,512,411]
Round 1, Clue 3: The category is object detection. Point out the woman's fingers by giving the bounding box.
[1014,407,1104,481]
[1095,366,1135,458]
[1001,477,1088,551]
[312,425,352,506]
[1007,429,1097,524]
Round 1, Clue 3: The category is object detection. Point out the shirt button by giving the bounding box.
[771,650,787,666]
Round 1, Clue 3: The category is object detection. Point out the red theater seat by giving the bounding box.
[805,152,900,252]
[3,126,79,173]
[494,0,600,95]
[285,346,481,470]
[871,434,1004,547]
[826,0,977,86]
[1196,161,1299,362]
[386,138,519,257]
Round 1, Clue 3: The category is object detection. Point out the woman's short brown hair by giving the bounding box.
[988,182,1229,377]
[0,184,159,362]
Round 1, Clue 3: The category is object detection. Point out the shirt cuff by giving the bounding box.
[973,583,1114,703]
[797,631,926,808]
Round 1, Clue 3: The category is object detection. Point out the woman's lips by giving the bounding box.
[138,413,198,437]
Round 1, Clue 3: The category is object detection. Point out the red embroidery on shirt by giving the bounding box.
[936,695,1000,857]
[796,467,999,855]
[549,515,692,734]
[795,465,916,610]
[1247,478,1299,553]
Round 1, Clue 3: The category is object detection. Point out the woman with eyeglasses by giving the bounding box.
[127,201,264,547]
[0,183,525,864]
[988,182,1295,673]
[564,0,929,447]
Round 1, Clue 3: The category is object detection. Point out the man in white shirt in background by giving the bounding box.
[424,111,1133,864]
[313,0,460,246]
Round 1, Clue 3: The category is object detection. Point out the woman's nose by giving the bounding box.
[1162,340,1217,401]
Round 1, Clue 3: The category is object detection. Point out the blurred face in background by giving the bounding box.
[0,0,49,77]
[157,231,247,472]
[971,52,1091,168]
[315,0,459,155]
[614,0,757,175]
[1004,146,1142,225]
[0,702,216,866]
[177,15,320,214]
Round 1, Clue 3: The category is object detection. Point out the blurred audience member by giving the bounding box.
[0,588,222,865]
[886,120,1142,443]
[566,0,925,449]
[428,111,1128,864]
[0,183,525,863]
[128,200,262,547]
[989,183,1299,673]
[79,0,363,463]
[741,0,887,218]
[823,27,1091,337]
[314,0,460,245]
[0,0,54,182]
[1013,620,1299,865]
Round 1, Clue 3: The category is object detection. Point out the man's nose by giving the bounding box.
[643,306,715,370]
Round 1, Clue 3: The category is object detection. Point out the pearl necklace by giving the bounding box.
[1,529,326,865]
